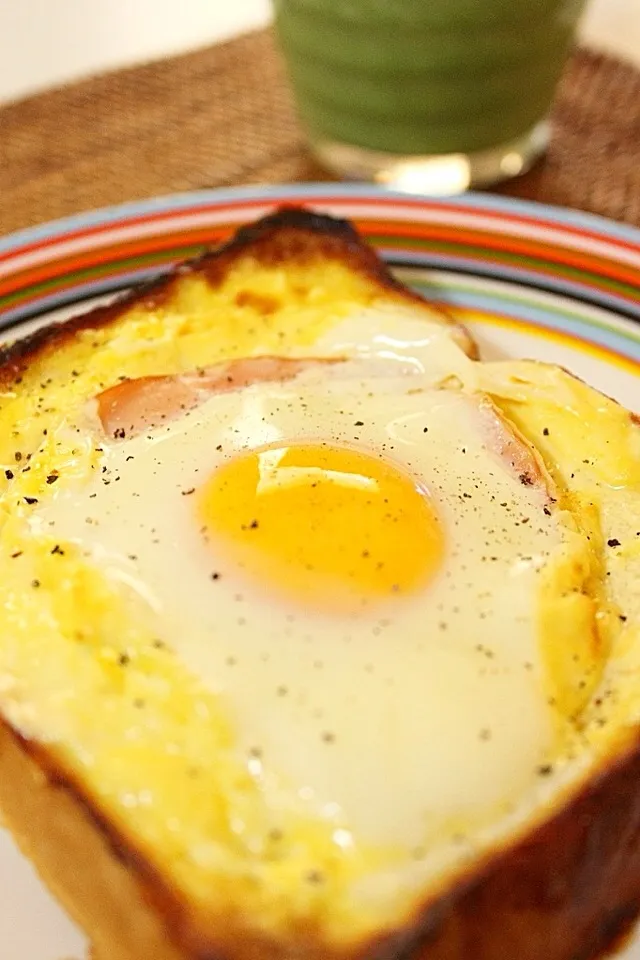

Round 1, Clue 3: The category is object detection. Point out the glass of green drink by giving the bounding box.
[273,0,587,193]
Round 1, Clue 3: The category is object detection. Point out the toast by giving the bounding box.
[0,208,639,960]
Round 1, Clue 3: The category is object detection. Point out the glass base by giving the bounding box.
[311,121,550,195]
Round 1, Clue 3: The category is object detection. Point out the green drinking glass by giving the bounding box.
[273,0,587,193]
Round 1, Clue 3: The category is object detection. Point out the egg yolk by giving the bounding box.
[197,443,443,612]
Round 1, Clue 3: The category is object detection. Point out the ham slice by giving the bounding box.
[96,356,340,439]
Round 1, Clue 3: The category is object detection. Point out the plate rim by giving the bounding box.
[3,183,640,255]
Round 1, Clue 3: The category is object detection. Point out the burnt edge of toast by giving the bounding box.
[0,206,474,388]
[6,714,640,960]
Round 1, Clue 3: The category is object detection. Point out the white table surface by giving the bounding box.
[0,0,639,106]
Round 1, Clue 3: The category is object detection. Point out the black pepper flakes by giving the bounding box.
[51,544,65,555]
[31,579,40,588]
[113,428,126,439]
[46,473,59,484]
[23,496,38,505]
[118,653,130,667]
[181,488,195,496]
[537,764,553,777]
[542,427,550,436]
[607,538,621,548]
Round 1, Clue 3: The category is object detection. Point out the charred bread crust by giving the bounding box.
[0,207,476,388]
[2,711,640,960]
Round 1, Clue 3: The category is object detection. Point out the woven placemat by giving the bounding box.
[1,27,640,236]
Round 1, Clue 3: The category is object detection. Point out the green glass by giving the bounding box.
[273,0,586,190]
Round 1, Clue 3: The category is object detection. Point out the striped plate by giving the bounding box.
[0,184,639,960]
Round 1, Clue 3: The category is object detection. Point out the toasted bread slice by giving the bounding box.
[0,208,639,960]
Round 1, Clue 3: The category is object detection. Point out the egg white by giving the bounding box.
[36,362,563,855]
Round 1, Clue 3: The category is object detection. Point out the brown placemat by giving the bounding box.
[1,27,640,235]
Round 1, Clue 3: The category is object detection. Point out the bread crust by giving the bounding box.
[0,208,638,960]
[0,721,185,960]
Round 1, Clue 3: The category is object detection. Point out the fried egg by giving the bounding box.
[32,351,566,855]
